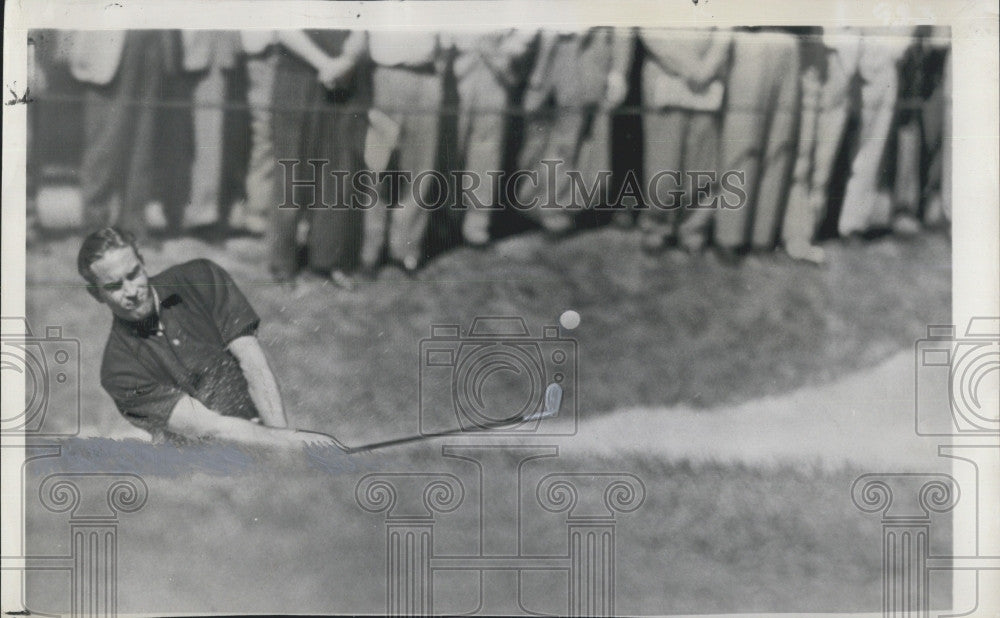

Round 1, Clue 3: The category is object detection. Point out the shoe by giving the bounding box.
[641,230,675,255]
[640,232,667,255]
[463,228,491,249]
[923,194,946,228]
[679,234,707,255]
[541,213,574,238]
[462,217,491,248]
[243,214,268,236]
[891,213,922,237]
[612,210,634,229]
[330,269,356,291]
[269,266,297,289]
[843,232,866,248]
[357,263,379,281]
[401,255,420,276]
[785,241,826,265]
[713,245,743,266]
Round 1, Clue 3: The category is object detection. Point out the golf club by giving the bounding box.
[310,382,564,454]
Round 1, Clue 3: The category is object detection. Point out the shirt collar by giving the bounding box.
[116,285,182,338]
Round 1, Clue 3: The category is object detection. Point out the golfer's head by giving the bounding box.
[78,227,155,321]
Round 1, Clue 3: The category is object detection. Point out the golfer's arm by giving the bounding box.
[165,395,296,446]
[228,335,288,428]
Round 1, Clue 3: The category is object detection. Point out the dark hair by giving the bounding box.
[77,227,142,298]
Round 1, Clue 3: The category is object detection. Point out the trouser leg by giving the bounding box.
[121,32,168,240]
[458,68,506,242]
[157,70,197,232]
[639,108,685,240]
[387,70,442,264]
[782,63,821,247]
[677,111,720,247]
[839,50,898,235]
[80,85,128,230]
[243,54,277,231]
[751,34,800,249]
[716,33,768,249]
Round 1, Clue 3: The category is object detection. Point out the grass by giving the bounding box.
[24,226,950,445]
[23,438,951,615]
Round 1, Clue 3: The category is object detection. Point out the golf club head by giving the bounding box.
[522,382,563,422]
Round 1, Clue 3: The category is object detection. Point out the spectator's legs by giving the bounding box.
[574,109,612,208]
[187,63,227,228]
[308,103,365,276]
[921,48,949,226]
[677,110,720,251]
[516,101,588,232]
[80,85,128,230]
[784,44,854,262]
[241,53,277,234]
[79,32,158,237]
[939,53,951,222]
[156,67,197,234]
[122,31,169,241]
[386,68,442,269]
[716,31,768,250]
[457,63,506,245]
[782,61,822,259]
[893,119,923,232]
[639,107,685,250]
[218,63,251,229]
[750,33,800,250]
[838,42,899,236]
[267,64,311,279]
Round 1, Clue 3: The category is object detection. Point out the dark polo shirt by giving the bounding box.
[101,259,261,434]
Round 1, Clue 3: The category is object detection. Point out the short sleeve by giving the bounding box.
[102,367,185,435]
[193,260,261,344]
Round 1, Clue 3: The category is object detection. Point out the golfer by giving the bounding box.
[78,227,337,447]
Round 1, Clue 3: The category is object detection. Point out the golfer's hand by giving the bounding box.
[292,429,342,449]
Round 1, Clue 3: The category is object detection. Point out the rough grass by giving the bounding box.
[24,227,950,445]
[23,438,951,615]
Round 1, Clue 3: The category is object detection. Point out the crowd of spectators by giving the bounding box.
[28,26,951,286]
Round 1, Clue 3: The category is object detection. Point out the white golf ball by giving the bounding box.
[559,310,581,330]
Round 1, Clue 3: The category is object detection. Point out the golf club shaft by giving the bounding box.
[341,415,530,453]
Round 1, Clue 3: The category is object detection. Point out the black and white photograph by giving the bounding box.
[2,1,998,616]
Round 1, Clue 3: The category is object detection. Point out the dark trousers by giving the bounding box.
[715,32,800,249]
[270,65,365,274]
[80,31,192,238]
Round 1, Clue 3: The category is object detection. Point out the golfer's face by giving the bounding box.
[90,247,155,321]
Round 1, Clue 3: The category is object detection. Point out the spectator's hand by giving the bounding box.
[603,72,628,110]
[522,84,548,114]
[684,65,717,93]
[316,56,352,90]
